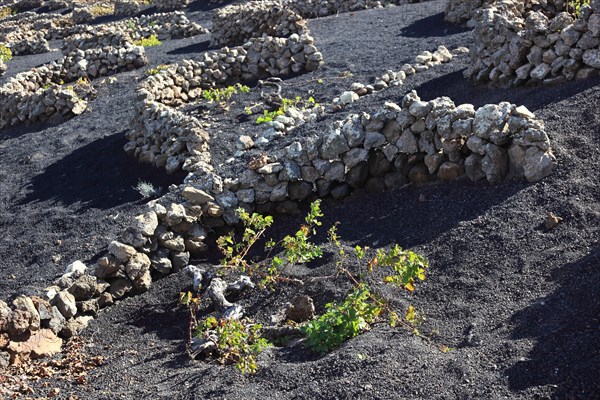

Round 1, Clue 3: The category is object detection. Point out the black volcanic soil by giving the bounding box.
[1,1,599,399]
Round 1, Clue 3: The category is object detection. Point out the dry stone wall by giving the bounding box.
[211,1,306,47]
[0,43,147,128]
[114,0,141,16]
[63,11,207,42]
[463,0,600,85]
[211,0,427,47]
[445,0,571,26]
[155,0,190,11]
[1,30,50,56]
[126,33,324,173]
[287,0,422,18]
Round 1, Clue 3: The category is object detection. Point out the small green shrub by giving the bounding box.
[566,0,590,15]
[202,83,250,103]
[254,95,318,124]
[133,180,157,198]
[301,284,382,353]
[125,19,138,31]
[134,34,162,47]
[0,6,16,19]
[217,199,323,286]
[183,201,428,373]
[145,64,169,76]
[195,317,271,374]
[0,45,12,63]
[91,4,114,16]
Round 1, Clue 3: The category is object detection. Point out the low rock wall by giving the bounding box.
[211,1,306,47]
[114,0,141,16]
[0,43,147,128]
[1,30,50,56]
[464,0,600,85]
[155,0,190,11]
[126,33,324,173]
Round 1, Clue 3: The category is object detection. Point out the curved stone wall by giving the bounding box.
[211,1,306,47]
[156,0,190,12]
[126,32,324,173]
[462,0,600,85]
[0,42,147,128]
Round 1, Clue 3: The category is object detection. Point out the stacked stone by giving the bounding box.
[211,1,306,47]
[132,11,207,41]
[125,33,324,172]
[60,44,146,82]
[0,260,121,366]
[126,100,211,174]
[445,0,571,26]
[0,67,87,129]
[335,46,459,108]
[155,0,190,11]
[465,0,600,85]
[0,43,147,128]
[62,12,207,42]
[286,0,418,19]
[13,0,43,11]
[0,12,73,40]
[71,7,94,24]
[1,30,51,55]
[114,0,141,16]
[445,0,486,25]
[34,15,74,39]
[61,28,134,55]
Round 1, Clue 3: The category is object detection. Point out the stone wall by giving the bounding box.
[0,86,558,363]
[114,0,141,16]
[1,30,50,56]
[444,0,571,26]
[63,11,207,42]
[0,43,147,128]
[287,0,422,18]
[211,0,427,48]
[211,1,306,47]
[463,0,600,85]
[155,0,190,12]
[125,33,324,173]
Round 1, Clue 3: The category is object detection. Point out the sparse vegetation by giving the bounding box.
[202,83,250,103]
[145,64,170,75]
[133,180,157,198]
[566,0,590,15]
[0,6,15,19]
[182,201,428,373]
[0,44,12,63]
[195,316,271,374]
[252,95,318,124]
[134,34,162,47]
[90,4,114,16]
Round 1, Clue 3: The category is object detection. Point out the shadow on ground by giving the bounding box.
[261,179,526,253]
[399,12,471,38]
[415,70,600,112]
[507,247,600,399]
[19,131,185,211]
[167,40,211,55]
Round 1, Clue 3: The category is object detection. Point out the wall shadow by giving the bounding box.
[399,12,471,38]
[167,39,211,55]
[415,69,600,112]
[19,131,185,212]
[506,247,600,399]
[188,0,238,12]
[259,178,526,254]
